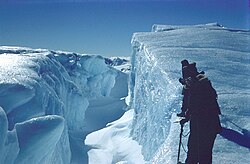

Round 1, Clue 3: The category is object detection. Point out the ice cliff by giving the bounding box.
[130,23,250,163]
[0,46,128,164]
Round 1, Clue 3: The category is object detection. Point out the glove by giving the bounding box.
[180,118,189,126]
[179,78,185,85]
[177,111,186,117]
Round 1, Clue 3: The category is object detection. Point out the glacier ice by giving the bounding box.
[0,46,128,164]
[1,22,250,164]
[0,106,19,164]
[130,23,250,162]
[14,115,64,164]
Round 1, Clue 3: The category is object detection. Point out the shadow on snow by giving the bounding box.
[220,127,250,149]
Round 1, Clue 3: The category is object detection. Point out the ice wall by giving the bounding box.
[0,46,124,163]
[130,23,250,162]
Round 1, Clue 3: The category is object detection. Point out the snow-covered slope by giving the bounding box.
[0,46,128,164]
[130,23,250,163]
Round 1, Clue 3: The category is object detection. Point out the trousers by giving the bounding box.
[185,117,217,164]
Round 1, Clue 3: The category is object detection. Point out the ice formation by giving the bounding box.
[1,22,250,164]
[130,23,250,163]
[0,46,128,164]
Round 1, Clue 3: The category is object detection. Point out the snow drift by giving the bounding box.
[130,23,250,163]
[0,46,128,164]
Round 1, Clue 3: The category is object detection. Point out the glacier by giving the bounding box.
[0,46,128,164]
[1,22,250,164]
[129,23,250,163]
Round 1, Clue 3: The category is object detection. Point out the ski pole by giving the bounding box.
[177,123,184,164]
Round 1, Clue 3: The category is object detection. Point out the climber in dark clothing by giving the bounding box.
[177,60,201,117]
[179,61,222,164]
[177,60,191,117]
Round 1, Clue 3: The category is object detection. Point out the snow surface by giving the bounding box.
[0,46,128,164]
[85,109,144,164]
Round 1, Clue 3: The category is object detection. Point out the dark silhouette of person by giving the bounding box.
[178,60,202,117]
[179,60,222,164]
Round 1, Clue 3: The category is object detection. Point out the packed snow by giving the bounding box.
[1,22,250,164]
[85,109,144,164]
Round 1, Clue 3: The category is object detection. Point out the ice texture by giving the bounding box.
[0,46,128,163]
[130,23,250,162]
[14,115,64,164]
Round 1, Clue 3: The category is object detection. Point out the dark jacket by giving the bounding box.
[188,74,222,134]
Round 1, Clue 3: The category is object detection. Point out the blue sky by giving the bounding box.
[0,0,249,57]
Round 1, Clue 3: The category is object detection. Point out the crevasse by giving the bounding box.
[0,46,125,164]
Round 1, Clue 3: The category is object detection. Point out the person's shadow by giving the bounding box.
[220,127,250,149]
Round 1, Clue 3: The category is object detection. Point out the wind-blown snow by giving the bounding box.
[0,46,128,164]
[130,23,250,163]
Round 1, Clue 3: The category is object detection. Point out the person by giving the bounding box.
[177,60,199,117]
[178,60,222,164]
